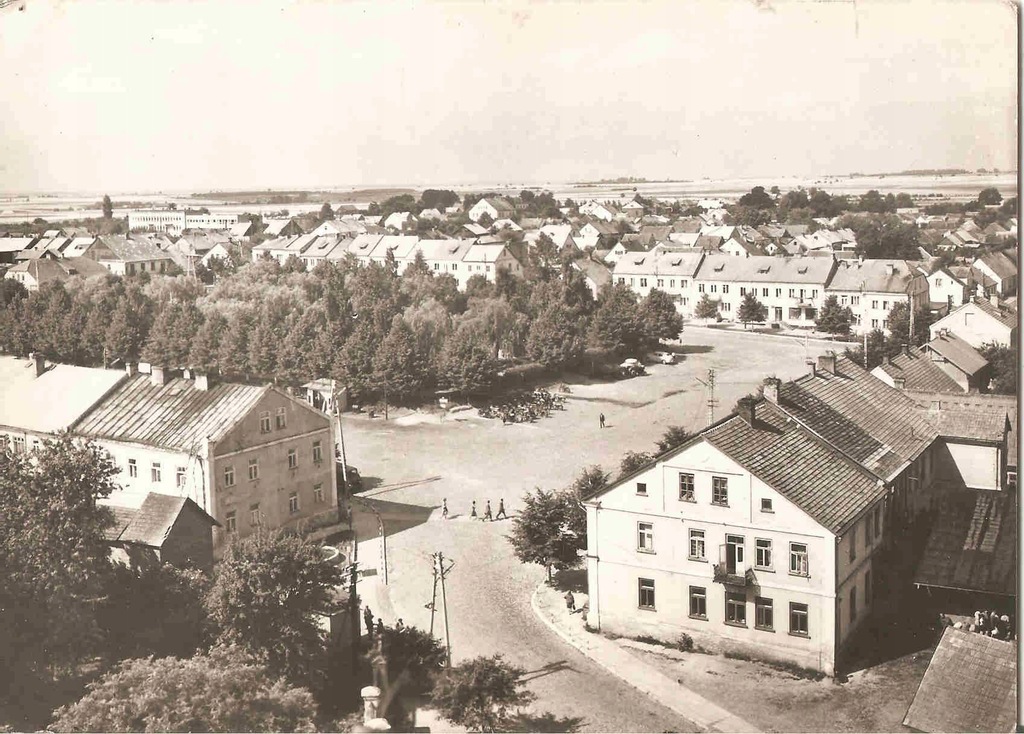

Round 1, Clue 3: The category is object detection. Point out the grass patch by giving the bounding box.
[723,650,826,680]
[627,632,709,655]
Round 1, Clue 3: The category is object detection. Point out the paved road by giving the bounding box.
[344,328,832,732]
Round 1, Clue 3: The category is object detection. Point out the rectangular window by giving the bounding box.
[689,529,706,560]
[755,539,773,569]
[873,506,882,538]
[755,597,774,630]
[670,279,676,288]
[689,586,707,619]
[224,465,235,487]
[871,319,879,329]
[259,411,271,434]
[722,284,729,294]
[711,284,717,293]
[722,302,731,312]
[849,585,857,621]
[872,300,879,310]
[865,569,872,606]
[812,289,818,298]
[882,301,888,311]
[276,407,287,429]
[637,522,654,553]
[790,602,809,636]
[762,288,769,298]
[287,448,297,469]
[636,482,647,496]
[11,436,24,454]
[712,476,728,506]
[775,288,782,297]
[678,473,695,501]
[288,491,300,514]
[31,439,39,452]
[789,288,796,298]
[698,283,705,293]
[725,591,746,626]
[882,319,888,329]
[312,440,323,464]
[740,286,747,296]
[657,279,663,287]
[618,277,625,285]
[640,278,648,288]
[790,543,809,576]
[638,578,656,610]
[151,462,161,482]
[128,458,138,478]
[176,466,187,488]
[761,498,773,513]
[681,279,688,288]
[849,525,857,562]
[225,510,237,533]
[248,458,259,481]
[313,483,325,503]
[250,503,261,525]
[840,295,848,305]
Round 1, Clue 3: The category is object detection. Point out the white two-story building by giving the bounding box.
[826,259,929,335]
[613,250,705,315]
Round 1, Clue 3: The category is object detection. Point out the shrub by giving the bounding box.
[676,633,694,652]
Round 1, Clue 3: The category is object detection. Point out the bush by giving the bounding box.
[677,633,694,652]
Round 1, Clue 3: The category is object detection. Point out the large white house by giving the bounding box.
[613,251,705,315]
[929,296,1018,349]
[826,259,929,335]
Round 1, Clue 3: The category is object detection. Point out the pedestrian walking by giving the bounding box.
[599,413,606,429]
[396,618,405,631]
[364,606,374,637]
[471,500,478,518]
[376,618,385,638]
[484,500,493,521]
[564,590,576,612]
[442,498,449,519]
[495,498,508,520]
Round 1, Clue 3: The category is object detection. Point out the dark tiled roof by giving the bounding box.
[104,505,139,541]
[107,494,218,548]
[777,357,938,480]
[904,391,1017,465]
[914,490,1016,596]
[98,235,173,263]
[924,332,988,375]
[903,627,1016,733]
[968,296,1017,329]
[874,348,964,394]
[977,250,1017,280]
[703,401,883,534]
[916,406,1009,443]
[75,374,267,452]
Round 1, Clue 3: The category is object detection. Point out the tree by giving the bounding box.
[431,655,535,733]
[895,192,915,209]
[839,213,920,259]
[978,343,1016,394]
[0,435,119,696]
[102,195,113,219]
[526,302,584,369]
[619,451,653,476]
[319,202,335,221]
[569,465,609,500]
[440,324,499,395]
[205,530,343,689]
[637,288,683,345]
[380,625,447,696]
[588,283,643,355]
[373,317,430,405]
[142,301,204,368]
[694,293,719,320]
[978,187,1003,206]
[50,646,317,733]
[655,425,693,454]
[737,292,767,328]
[738,186,774,210]
[815,295,854,335]
[527,233,559,281]
[886,301,933,350]
[843,328,887,370]
[507,486,586,583]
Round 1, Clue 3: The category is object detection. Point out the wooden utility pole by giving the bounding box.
[428,557,440,637]
[434,552,454,668]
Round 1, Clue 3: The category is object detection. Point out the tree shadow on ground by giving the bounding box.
[506,711,586,732]
[551,569,587,593]
[519,660,574,683]
[674,344,714,356]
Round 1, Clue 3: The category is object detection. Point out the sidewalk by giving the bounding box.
[531,583,759,733]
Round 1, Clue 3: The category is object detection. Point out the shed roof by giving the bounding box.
[903,627,1016,733]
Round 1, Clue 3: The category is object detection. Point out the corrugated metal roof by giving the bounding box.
[703,401,883,534]
[903,627,1016,733]
[75,374,268,452]
[0,357,127,433]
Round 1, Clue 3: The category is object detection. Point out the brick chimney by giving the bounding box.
[763,377,781,404]
[737,396,756,426]
[194,370,211,391]
[885,263,895,276]
[818,351,837,374]
[150,366,170,387]
[894,377,906,390]
[29,352,45,377]
[990,293,1000,308]
[125,362,137,377]
[902,343,911,357]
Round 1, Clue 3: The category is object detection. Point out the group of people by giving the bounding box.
[949,609,1016,641]
[479,389,567,424]
[363,606,405,641]
[441,498,508,521]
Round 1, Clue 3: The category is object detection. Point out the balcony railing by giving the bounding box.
[712,563,758,587]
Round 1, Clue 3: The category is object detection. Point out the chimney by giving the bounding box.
[737,396,756,426]
[939,327,949,338]
[763,377,781,404]
[894,377,907,390]
[125,362,137,377]
[989,293,1000,308]
[885,263,895,276]
[150,366,170,387]
[902,343,911,357]
[817,350,837,375]
[194,370,211,391]
[28,352,45,377]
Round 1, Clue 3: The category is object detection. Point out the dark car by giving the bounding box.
[335,459,363,493]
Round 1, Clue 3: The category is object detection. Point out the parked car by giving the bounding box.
[619,358,647,377]
[653,351,677,365]
[335,457,363,493]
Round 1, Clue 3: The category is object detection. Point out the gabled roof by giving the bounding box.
[229,221,254,237]
[0,357,127,433]
[696,254,835,284]
[414,238,475,262]
[5,256,108,285]
[872,347,965,394]
[612,250,703,277]
[943,296,1017,330]
[702,401,883,534]
[571,258,612,288]
[826,259,921,294]
[251,235,298,253]
[903,627,1016,733]
[479,197,515,213]
[0,237,36,254]
[975,250,1017,280]
[917,405,1008,443]
[777,356,938,480]
[924,332,988,375]
[106,494,219,548]
[262,219,300,237]
[693,234,724,251]
[74,374,269,452]
[463,242,511,264]
[98,236,173,263]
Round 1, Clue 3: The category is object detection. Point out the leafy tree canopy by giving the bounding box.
[431,655,535,733]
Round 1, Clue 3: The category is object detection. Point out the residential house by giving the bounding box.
[602,239,647,266]
[228,221,255,241]
[62,236,100,258]
[4,254,108,290]
[468,197,515,223]
[928,296,1017,348]
[719,237,761,258]
[418,208,442,221]
[921,265,970,313]
[463,223,489,237]
[917,331,990,393]
[667,232,701,247]
[0,354,127,453]
[972,251,1017,297]
[412,239,477,288]
[613,250,705,315]
[383,211,415,231]
[621,199,645,219]
[200,242,234,267]
[825,259,929,335]
[80,235,174,276]
[262,218,304,238]
[367,235,420,271]
[105,493,220,572]
[490,218,521,233]
[461,241,524,283]
[0,236,37,264]
[301,234,354,270]
[538,224,578,251]
[578,200,618,222]
[871,346,968,395]
[570,257,612,298]
[310,219,365,238]
[74,367,339,556]
[694,254,836,325]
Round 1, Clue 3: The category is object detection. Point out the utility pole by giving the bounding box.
[434,552,454,668]
[428,557,440,637]
[696,368,718,426]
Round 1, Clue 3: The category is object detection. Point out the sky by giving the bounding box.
[0,0,1017,193]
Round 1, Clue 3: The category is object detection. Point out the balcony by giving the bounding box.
[713,544,758,587]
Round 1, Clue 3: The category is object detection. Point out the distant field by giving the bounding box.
[189,187,418,203]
